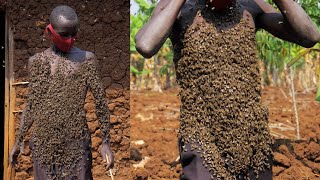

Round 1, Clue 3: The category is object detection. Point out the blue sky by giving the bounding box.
[131,0,160,15]
[130,0,139,15]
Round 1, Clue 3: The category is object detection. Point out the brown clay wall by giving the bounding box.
[4,0,130,179]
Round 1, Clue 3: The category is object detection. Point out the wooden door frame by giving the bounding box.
[4,10,16,180]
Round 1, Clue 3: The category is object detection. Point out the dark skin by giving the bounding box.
[135,0,320,177]
[135,0,320,58]
[9,9,114,170]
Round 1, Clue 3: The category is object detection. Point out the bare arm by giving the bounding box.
[255,0,320,48]
[135,0,186,58]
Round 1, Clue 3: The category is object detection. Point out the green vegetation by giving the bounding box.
[130,0,320,94]
[130,0,174,90]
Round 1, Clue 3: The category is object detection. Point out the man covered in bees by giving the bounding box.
[135,0,320,179]
[9,5,114,179]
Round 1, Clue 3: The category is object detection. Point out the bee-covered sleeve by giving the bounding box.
[15,55,39,147]
[15,101,33,148]
[86,56,110,143]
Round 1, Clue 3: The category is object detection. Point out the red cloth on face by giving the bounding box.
[45,24,76,52]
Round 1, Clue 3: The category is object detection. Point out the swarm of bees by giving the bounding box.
[175,3,272,180]
[15,52,110,179]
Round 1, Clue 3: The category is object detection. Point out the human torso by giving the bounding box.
[28,47,95,178]
[171,1,272,178]
[170,0,259,63]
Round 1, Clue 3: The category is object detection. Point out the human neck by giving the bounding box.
[52,45,71,56]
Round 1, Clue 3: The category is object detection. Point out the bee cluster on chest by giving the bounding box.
[176,5,272,179]
[15,52,105,179]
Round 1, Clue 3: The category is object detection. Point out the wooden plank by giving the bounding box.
[11,82,29,86]
[3,9,9,180]
[4,10,16,180]
[8,14,16,180]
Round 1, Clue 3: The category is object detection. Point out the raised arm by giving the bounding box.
[86,53,114,169]
[135,0,186,58]
[254,0,320,48]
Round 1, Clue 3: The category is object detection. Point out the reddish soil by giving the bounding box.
[130,86,320,180]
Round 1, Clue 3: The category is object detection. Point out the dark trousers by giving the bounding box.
[179,140,272,180]
[29,138,93,180]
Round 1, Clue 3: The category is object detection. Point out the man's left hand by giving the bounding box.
[101,140,114,170]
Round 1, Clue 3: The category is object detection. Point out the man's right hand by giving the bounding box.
[9,143,20,165]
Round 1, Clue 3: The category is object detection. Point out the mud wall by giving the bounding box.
[4,0,130,179]
[0,1,7,11]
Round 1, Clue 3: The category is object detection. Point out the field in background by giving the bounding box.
[130,86,320,179]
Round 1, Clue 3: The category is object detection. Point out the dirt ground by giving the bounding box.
[130,86,320,180]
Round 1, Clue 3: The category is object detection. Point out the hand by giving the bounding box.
[9,143,20,165]
[100,140,114,170]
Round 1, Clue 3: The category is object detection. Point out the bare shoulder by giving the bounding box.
[238,0,278,29]
[85,51,99,67]
[239,0,276,15]
[85,51,97,60]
